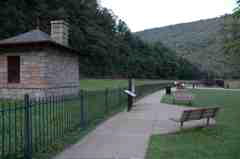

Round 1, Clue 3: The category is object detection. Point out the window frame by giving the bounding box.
[7,56,20,84]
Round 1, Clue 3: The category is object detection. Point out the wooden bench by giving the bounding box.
[170,107,220,128]
[173,93,194,105]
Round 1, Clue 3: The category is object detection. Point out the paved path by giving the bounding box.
[54,90,214,159]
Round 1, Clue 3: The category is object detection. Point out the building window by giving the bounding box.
[7,56,20,83]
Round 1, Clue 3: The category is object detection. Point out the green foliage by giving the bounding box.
[220,1,240,78]
[222,13,240,78]
[0,0,199,79]
[136,16,240,79]
[233,0,240,17]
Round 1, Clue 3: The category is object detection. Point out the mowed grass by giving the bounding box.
[146,89,240,159]
[79,79,169,90]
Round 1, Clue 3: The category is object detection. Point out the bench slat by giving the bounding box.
[181,109,203,121]
[173,93,194,104]
[172,107,220,126]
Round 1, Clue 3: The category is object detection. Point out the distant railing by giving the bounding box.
[0,82,172,159]
[135,82,174,99]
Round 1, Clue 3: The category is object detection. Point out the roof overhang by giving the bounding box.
[0,40,88,57]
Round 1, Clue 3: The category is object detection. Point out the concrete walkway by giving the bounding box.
[54,90,214,159]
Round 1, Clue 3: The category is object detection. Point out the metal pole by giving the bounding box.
[105,88,109,114]
[128,78,133,112]
[24,94,32,159]
[80,90,85,128]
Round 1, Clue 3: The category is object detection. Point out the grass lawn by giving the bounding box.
[146,89,240,159]
[79,79,170,90]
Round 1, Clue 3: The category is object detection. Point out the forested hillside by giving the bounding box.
[136,16,240,78]
[0,0,202,79]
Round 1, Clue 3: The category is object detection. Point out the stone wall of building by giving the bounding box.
[0,47,80,99]
[0,55,7,86]
[0,87,79,99]
[0,49,48,89]
[44,48,80,88]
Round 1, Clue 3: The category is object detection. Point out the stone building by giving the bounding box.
[0,20,81,99]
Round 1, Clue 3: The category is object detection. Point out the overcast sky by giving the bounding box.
[101,0,236,32]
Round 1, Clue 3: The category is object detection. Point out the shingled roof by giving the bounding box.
[0,29,84,55]
[0,29,52,44]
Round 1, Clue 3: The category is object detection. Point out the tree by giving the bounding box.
[234,0,240,17]
[0,0,200,79]
[223,1,240,58]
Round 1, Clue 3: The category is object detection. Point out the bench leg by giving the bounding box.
[180,121,184,129]
[206,118,210,126]
[189,100,191,106]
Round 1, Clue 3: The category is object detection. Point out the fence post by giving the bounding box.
[80,90,85,128]
[128,79,133,112]
[105,88,109,114]
[24,94,32,159]
[118,87,121,107]
[1,102,5,158]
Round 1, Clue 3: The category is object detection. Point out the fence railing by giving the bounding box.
[0,82,172,159]
[135,82,174,99]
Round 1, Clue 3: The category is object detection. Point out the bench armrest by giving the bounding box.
[170,118,182,122]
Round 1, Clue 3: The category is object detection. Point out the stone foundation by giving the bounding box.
[0,86,80,99]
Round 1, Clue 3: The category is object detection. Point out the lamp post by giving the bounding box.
[128,78,133,112]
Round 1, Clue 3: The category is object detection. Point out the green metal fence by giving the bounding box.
[135,82,174,99]
[0,82,172,159]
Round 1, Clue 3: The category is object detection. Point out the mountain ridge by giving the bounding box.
[135,16,225,33]
[135,15,238,78]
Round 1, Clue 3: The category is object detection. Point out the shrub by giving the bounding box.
[216,80,224,87]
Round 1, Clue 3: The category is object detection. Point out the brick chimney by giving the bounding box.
[51,20,69,46]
